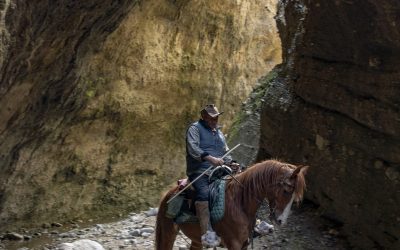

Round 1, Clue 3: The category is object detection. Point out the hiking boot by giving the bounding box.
[201,230,221,248]
[195,201,221,247]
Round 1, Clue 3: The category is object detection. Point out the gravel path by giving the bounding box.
[1,201,350,250]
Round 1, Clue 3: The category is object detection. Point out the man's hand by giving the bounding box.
[229,162,241,173]
[204,155,224,166]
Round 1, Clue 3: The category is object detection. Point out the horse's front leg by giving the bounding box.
[225,240,245,250]
[189,240,202,250]
[221,235,249,250]
[241,238,250,250]
[216,222,250,249]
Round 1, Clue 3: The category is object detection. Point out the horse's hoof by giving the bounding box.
[254,220,274,235]
[201,231,221,248]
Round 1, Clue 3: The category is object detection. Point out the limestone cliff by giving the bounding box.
[0,0,280,230]
[256,0,400,249]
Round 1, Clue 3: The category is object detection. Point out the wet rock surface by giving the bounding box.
[258,0,400,248]
[1,203,350,250]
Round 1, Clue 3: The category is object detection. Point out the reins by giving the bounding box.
[235,179,287,250]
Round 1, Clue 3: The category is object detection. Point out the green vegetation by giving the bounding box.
[228,109,246,141]
[78,76,107,99]
[252,68,278,110]
[227,67,280,142]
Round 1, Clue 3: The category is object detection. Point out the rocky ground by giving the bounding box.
[0,201,350,250]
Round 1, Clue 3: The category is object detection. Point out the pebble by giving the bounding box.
[51,222,63,227]
[328,228,339,236]
[140,227,155,234]
[3,232,24,241]
[144,207,158,217]
[57,239,104,250]
[23,235,32,241]
[130,229,141,236]
[141,232,151,238]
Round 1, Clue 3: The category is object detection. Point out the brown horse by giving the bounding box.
[155,159,308,250]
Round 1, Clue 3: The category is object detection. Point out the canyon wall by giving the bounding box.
[0,0,280,230]
[257,0,400,249]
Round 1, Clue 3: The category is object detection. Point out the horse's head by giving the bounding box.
[268,164,308,226]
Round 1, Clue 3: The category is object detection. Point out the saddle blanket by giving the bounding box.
[166,179,226,224]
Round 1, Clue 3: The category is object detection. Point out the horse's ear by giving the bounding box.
[290,165,309,179]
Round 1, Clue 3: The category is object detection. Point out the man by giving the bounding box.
[186,104,233,248]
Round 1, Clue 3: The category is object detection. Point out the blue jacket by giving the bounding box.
[186,120,231,176]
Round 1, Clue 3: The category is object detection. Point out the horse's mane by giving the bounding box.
[226,159,307,215]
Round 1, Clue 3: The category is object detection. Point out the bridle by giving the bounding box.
[255,178,296,221]
[249,176,296,249]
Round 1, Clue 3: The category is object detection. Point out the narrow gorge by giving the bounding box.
[0,0,399,249]
[0,0,280,231]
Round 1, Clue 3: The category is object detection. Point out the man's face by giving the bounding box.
[203,113,219,129]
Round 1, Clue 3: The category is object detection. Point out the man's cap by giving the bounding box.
[201,104,224,118]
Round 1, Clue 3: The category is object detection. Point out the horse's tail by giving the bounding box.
[155,187,179,250]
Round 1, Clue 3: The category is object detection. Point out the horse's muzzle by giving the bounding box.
[269,212,283,226]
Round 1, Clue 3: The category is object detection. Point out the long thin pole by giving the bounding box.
[167,143,241,203]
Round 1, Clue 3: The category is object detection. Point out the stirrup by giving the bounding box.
[201,230,221,248]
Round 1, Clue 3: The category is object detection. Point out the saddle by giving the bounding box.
[166,166,232,224]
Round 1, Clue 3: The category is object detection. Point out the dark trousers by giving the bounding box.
[188,173,210,201]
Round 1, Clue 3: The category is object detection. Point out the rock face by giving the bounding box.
[228,69,278,167]
[258,0,400,249]
[0,0,280,230]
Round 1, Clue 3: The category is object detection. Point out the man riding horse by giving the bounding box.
[186,104,239,248]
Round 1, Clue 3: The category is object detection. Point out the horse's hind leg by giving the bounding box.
[155,189,180,250]
[155,215,179,250]
[179,223,202,250]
